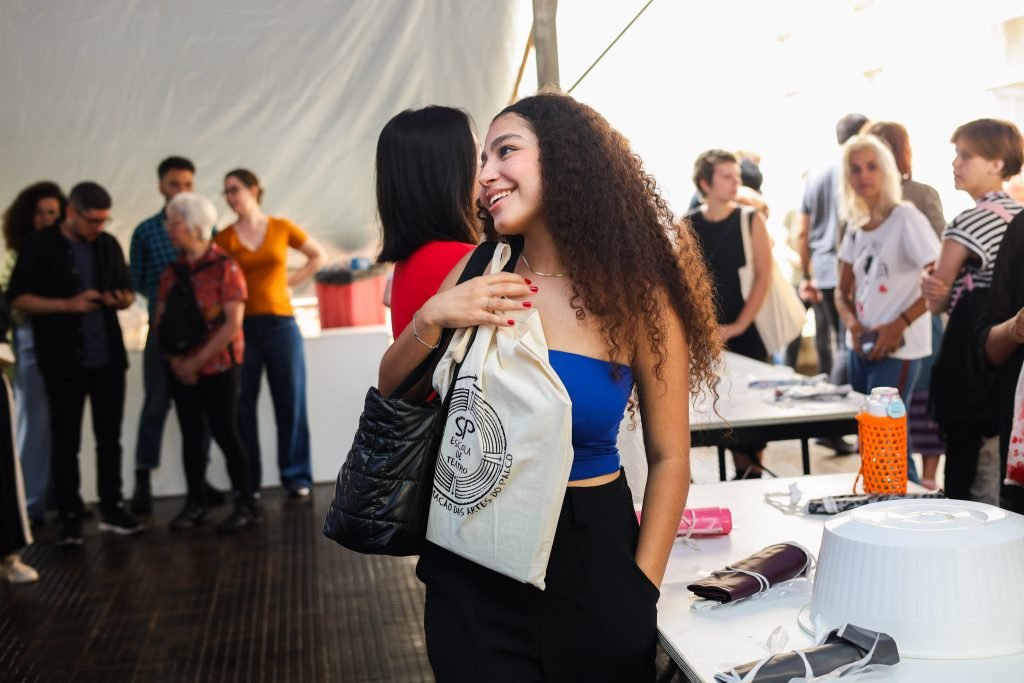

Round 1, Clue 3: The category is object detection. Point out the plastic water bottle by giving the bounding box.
[857,387,908,494]
[864,387,906,419]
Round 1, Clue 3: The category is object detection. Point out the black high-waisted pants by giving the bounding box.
[416,471,659,683]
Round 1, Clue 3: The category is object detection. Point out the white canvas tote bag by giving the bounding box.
[429,242,574,589]
[738,207,806,352]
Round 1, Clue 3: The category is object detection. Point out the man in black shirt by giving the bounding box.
[8,182,141,545]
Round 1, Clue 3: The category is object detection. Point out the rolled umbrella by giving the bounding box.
[687,542,811,604]
[715,624,900,683]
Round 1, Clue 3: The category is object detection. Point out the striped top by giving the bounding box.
[943,191,1023,294]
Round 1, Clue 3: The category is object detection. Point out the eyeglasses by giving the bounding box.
[77,214,112,228]
[71,203,112,228]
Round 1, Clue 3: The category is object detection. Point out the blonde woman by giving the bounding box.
[834,135,941,483]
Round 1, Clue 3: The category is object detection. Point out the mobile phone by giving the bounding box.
[858,331,879,356]
[858,330,904,356]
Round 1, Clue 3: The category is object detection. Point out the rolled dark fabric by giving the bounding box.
[715,624,900,683]
[687,543,810,603]
[806,490,946,515]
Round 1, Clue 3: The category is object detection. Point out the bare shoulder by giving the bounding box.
[438,249,478,292]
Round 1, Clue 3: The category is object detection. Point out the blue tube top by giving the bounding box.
[548,350,634,481]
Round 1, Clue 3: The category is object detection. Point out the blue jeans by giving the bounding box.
[239,315,312,490]
[848,351,922,483]
[14,325,51,519]
[134,323,170,471]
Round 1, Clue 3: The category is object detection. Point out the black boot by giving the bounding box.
[215,502,262,534]
[130,469,153,515]
[204,481,227,507]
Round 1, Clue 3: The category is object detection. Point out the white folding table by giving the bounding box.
[691,354,863,480]
[656,474,1023,681]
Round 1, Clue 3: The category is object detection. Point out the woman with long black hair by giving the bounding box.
[375,106,482,338]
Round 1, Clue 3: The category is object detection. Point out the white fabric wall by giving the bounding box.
[0,0,530,251]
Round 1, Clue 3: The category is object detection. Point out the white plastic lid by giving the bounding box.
[826,500,1024,548]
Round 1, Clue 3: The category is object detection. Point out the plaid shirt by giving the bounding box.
[129,209,178,314]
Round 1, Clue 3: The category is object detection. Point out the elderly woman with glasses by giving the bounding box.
[156,192,259,534]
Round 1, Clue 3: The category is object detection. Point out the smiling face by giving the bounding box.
[33,196,61,229]
[848,148,884,202]
[477,113,544,235]
[952,142,1005,199]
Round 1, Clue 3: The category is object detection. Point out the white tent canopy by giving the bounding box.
[0,0,531,254]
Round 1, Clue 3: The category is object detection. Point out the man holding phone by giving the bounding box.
[8,181,142,546]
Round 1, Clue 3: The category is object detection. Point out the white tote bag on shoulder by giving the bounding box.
[737,207,806,352]
[429,242,574,589]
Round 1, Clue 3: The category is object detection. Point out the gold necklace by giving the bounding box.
[521,253,567,277]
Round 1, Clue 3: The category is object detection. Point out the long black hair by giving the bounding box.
[376,106,481,262]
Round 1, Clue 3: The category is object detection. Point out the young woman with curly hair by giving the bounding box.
[1,181,66,526]
[377,91,721,682]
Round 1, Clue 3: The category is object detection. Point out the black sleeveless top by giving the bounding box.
[687,207,768,361]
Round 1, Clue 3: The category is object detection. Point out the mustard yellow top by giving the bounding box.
[213,216,308,317]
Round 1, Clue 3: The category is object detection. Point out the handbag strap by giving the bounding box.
[390,238,523,399]
[738,206,754,265]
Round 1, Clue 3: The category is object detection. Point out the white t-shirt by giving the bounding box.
[837,203,941,360]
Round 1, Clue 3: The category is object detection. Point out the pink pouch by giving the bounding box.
[635,506,733,536]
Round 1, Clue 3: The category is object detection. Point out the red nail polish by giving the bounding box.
[524,278,532,285]
[507,320,515,326]
[530,286,539,293]
[523,301,532,308]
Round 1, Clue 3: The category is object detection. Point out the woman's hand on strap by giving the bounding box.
[418,273,536,331]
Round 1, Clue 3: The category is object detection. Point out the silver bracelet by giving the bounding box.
[412,311,440,350]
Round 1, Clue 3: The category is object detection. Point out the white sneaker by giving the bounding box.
[1,555,39,584]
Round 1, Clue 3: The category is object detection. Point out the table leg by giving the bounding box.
[801,438,811,475]
[718,446,727,482]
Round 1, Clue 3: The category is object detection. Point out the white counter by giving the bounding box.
[659,475,1024,681]
[76,324,391,501]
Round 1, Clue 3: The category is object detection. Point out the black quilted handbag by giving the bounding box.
[323,241,511,556]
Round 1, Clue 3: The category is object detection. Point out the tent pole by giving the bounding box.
[510,30,535,103]
[532,0,559,89]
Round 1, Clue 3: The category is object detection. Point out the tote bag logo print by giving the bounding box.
[434,374,513,510]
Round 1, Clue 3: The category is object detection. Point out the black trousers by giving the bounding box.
[43,364,126,516]
[170,367,253,504]
[0,376,30,556]
[416,472,658,683]
[943,426,986,501]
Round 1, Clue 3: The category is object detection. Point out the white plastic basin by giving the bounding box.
[810,499,1024,659]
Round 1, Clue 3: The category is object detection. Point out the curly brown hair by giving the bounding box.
[480,92,721,406]
[2,181,66,252]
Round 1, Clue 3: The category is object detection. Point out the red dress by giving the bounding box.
[390,241,475,337]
